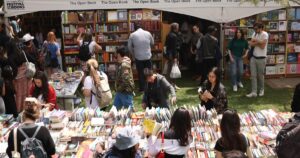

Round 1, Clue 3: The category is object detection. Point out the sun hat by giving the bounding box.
[22,33,34,42]
[114,127,140,150]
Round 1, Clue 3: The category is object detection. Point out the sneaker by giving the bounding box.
[259,90,264,97]
[238,82,244,88]
[233,85,238,92]
[246,92,257,98]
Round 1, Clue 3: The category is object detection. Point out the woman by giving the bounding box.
[215,109,253,158]
[227,29,249,92]
[199,67,227,114]
[148,107,191,158]
[1,65,17,117]
[82,59,108,109]
[6,97,56,158]
[104,127,140,158]
[76,32,102,72]
[22,33,40,70]
[43,32,60,77]
[30,71,58,110]
[6,38,30,113]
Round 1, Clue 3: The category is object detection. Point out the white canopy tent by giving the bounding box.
[3,0,299,23]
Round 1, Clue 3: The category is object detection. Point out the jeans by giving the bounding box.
[113,92,133,110]
[230,56,244,86]
[136,59,152,91]
[250,57,266,94]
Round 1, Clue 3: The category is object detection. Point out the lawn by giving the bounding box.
[132,70,295,113]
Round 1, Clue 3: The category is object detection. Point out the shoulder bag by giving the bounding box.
[11,128,21,158]
[22,50,36,79]
[156,132,165,158]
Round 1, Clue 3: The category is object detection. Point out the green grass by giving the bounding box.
[132,71,294,113]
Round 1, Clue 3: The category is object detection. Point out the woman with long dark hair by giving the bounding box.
[29,71,58,110]
[199,67,227,114]
[227,29,249,92]
[148,107,192,157]
[215,109,253,158]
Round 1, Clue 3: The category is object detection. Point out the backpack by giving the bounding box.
[91,71,112,109]
[78,41,92,61]
[276,113,300,158]
[18,126,47,158]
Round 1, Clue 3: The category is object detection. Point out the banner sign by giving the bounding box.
[4,0,285,13]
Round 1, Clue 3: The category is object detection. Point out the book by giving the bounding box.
[279,45,285,53]
[278,21,287,31]
[276,55,285,64]
[269,22,278,31]
[143,9,153,20]
[267,55,276,64]
[278,10,286,20]
[291,22,300,31]
[117,10,128,21]
[266,66,276,75]
[107,11,118,21]
[287,54,297,63]
[295,45,300,52]
[273,44,279,52]
[287,44,295,53]
[276,64,286,74]
[287,64,297,74]
[288,8,296,20]
[296,8,300,20]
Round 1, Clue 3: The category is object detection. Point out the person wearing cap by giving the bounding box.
[142,68,176,109]
[22,33,40,70]
[104,127,140,158]
[196,25,222,85]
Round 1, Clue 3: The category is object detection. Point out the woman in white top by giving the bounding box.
[76,32,102,72]
[147,107,192,158]
[82,59,109,109]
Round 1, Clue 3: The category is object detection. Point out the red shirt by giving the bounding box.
[30,84,59,110]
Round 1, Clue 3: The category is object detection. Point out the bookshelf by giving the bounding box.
[61,9,163,81]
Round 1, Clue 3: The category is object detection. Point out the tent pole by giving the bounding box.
[220,23,224,80]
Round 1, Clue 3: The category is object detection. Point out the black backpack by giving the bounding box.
[78,41,92,61]
[276,113,300,158]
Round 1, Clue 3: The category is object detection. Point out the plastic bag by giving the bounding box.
[162,61,168,75]
[170,63,181,79]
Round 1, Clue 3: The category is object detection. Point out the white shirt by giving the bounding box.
[128,28,154,60]
[147,136,190,157]
[252,31,269,57]
[80,40,97,55]
[83,71,108,109]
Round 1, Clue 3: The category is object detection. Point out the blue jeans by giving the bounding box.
[136,59,152,91]
[230,56,244,86]
[113,92,133,109]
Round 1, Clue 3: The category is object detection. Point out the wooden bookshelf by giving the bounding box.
[61,9,163,81]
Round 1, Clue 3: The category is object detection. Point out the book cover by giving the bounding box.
[278,21,287,31]
[151,10,161,20]
[276,55,285,64]
[273,44,279,52]
[296,8,300,20]
[287,64,297,74]
[276,64,286,74]
[261,12,269,21]
[269,22,278,31]
[240,19,247,27]
[267,55,276,64]
[288,8,296,20]
[287,44,295,53]
[291,22,300,31]
[267,44,273,54]
[297,64,300,73]
[295,45,300,52]
[107,11,118,22]
[143,9,153,20]
[278,10,286,20]
[287,53,297,63]
[298,54,300,63]
[266,66,276,75]
[288,33,292,42]
[279,45,285,53]
[117,10,128,21]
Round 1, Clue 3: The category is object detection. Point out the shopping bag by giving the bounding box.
[162,61,168,75]
[170,63,181,79]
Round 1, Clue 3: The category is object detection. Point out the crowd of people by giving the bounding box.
[0,16,299,158]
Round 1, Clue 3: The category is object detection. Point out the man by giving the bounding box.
[165,23,182,90]
[142,68,176,109]
[190,25,203,81]
[114,47,135,109]
[246,23,268,98]
[197,25,222,84]
[128,23,154,92]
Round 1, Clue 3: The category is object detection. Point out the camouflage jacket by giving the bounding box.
[115,57,135,93]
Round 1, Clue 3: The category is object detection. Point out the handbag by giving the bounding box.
[156,132,165,158]
[11,128,21,158]
[22,50,36,79]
